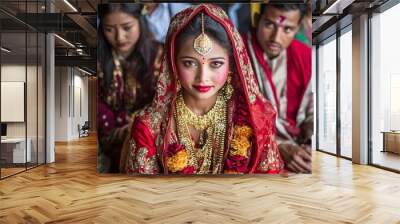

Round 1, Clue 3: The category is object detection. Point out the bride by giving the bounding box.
[126,4,284,175]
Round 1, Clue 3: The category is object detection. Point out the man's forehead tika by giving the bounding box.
[276,15,287,26]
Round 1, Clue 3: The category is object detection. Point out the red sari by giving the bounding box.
[126,4,284,175]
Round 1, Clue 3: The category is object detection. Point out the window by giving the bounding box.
[371,2,400,171]
[0,1,47,179]
[339,28,352,158]
[317,36,337,154]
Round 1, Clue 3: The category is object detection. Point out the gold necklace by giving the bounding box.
[177,92,225,131]
[175,92,227,174]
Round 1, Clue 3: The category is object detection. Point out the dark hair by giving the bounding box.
[98,3,156,108]
[175,13,234,70]
[260,3,308,23]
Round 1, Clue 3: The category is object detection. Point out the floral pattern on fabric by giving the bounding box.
[126,140,159,175]
[165,143,189,173]
[225,125,252,173]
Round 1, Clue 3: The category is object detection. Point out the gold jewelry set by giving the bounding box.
[174,92,227,174]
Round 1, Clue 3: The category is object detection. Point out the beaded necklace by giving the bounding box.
[174,92,227,174]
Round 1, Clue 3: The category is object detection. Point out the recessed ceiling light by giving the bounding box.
[63,0,78,12]
[54,34,75,48]
[78,67,92,76]
[1,47,11,53]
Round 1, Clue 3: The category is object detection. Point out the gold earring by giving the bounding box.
[176,80,181,92]
[224,75,233,100]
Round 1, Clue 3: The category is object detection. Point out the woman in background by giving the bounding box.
[97,3,162,173]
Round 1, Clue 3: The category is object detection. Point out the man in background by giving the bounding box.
[244,3,313,173]
[143,3,191,43]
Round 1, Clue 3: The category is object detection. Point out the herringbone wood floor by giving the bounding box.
[1,134,400,224]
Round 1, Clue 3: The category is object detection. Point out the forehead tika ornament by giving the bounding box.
[193,13,213,59]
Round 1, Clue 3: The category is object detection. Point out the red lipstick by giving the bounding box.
[193,85,213,93]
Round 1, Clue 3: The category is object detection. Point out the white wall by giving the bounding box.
[54,67,89,141]
[1,65,26,140]
[1,64,45,164]
[1,65,40,137]
[72,73,89,138]
[55,66,69,141]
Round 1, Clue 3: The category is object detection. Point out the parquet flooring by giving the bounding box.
[0,134,400,223]
[1,167,26,178]
[372,151,400,171]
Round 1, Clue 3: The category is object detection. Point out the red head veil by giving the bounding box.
[129,4,284,174]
